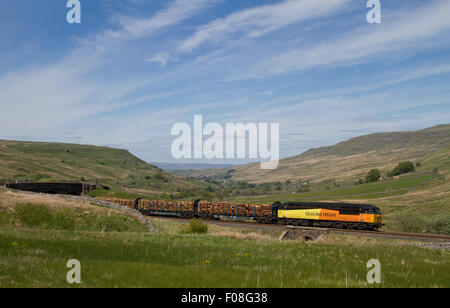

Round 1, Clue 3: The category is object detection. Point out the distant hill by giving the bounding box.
[186,124,450,184]
[0,140,203,194]
[153,162,241,172]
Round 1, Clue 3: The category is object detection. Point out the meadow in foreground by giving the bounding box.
[1,227,448,288]
[0,189,448,288]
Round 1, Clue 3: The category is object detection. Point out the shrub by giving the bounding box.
[393,212,428,233]
[187,218,208,234]
[154,173,166,181]
[366,169,381,183]
[297,187,311,193]
[388,161,415,177]
[427,214,450,235]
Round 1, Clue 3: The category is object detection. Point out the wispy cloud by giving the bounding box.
[179,0,352,52]
[115,0,218,39]
[0,0,219,139]
[146,53,179,67]
[245,0,450,78]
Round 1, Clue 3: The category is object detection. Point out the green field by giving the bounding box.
[1,227,448,288]
[238,173,437,203]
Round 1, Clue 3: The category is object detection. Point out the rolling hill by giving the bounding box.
[0,140,205,194]
[186,124,450,184]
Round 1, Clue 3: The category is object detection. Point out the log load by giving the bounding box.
[98,198,273,218]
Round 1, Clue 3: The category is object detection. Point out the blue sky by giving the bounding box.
[1,0,450,164]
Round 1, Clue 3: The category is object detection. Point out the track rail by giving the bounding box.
[328,228,450,241]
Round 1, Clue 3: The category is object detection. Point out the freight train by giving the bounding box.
[100,198,383,231]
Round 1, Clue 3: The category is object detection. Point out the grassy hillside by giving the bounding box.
[237,144,450,234]
[187,124,450,184]
[0,188,147,233]
[0,189,448,288]
[0,140,205,195]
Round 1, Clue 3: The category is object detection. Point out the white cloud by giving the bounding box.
[0,0,218,139]
[247,0,450,78]
[115,0,218,39]
[260,91,274,96]
[179,0,351,52]
[74,0,216,55]
[146,53,179,67]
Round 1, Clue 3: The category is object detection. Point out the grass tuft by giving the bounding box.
[187,218,208,234]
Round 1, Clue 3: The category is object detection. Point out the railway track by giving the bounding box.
[151,215,450,242]
[330,228,450,241]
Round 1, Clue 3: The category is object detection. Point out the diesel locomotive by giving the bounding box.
[273,201,383,230]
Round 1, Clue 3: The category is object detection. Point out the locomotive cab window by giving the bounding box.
[364,208,381,214]
[338,208,361,215]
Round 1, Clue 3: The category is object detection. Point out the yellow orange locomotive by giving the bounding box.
[273,202,383,230]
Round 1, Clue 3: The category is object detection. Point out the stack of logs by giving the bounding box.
[197,201,272,217]
[99,198,272,218]
[140,200,194,213]
[102,198,135,209]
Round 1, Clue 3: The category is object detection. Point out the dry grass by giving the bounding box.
[209,228,275,242]
[188,125,450,184]
[148,216,278,242]
[316,234,432,248]
[0,189,148,233]
[0,189,121,215]
[227,148,429,184]
[187,144,440,184]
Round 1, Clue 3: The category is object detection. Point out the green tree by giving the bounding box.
[154,172,165,181]
[365,169,381,183]
[388,161,415,177]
